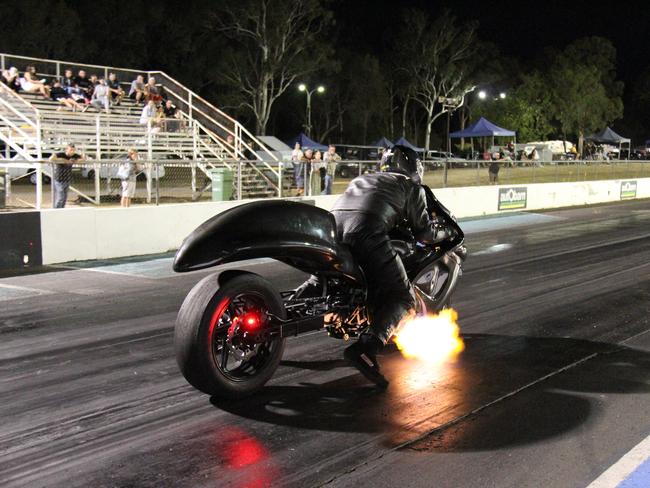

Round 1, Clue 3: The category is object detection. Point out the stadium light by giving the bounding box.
[298,84,326,137]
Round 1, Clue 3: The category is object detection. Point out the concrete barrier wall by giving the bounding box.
[39,178,650,264]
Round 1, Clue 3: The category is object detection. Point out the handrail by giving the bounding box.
[148,71,278,164]
[0,82,40,124]
[1,52,142,75]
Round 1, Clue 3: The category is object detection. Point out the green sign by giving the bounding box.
[620,180,637,200]
[498,187,527,210]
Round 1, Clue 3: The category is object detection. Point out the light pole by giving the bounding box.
[298,83,325,138]
[439,96,463,187]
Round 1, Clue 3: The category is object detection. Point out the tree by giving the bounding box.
[548,38,624,154]
[560,37,623,98]
[551,64,623,154]
[0,0,84,60]
[473,73,554,142]
[208,0,333,135]
[343,55,390,144]
[397,10,478,152]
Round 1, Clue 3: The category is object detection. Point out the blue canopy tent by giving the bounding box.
[287,132,328,152]
[449,117,516,152]
[393,137,424,152]
[372,136,394,148]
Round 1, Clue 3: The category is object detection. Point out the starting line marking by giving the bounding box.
[587,434,650,488]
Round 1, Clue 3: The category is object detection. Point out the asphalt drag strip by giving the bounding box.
[1,200,650,488]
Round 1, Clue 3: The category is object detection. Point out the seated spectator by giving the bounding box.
[90,78,110,112]
[1,67,21,91]
[20,66,50,98]
[144,76,162,102]
[107,73,124,105]
[50,81,84,111]
[162,99,181,131]
[61,69,75,93]
[67,83,87,105]
[139,100,160,131]
[129,75,145,104]
[74,70,93,100]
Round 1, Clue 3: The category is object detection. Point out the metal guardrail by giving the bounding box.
[1,158,649,210]
[0,52,279,183]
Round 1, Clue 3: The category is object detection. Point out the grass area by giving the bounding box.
[333,161,650,193]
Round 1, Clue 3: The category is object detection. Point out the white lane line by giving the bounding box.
[0,283,48,292]
[472,243,514,255]
[50,264,153,279]
[586,434,650,488]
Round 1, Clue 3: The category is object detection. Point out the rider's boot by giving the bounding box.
[344,333,389,388]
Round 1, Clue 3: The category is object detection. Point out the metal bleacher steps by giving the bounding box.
[0,53,283,202]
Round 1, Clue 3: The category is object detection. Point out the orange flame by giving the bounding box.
[393,308,464,363]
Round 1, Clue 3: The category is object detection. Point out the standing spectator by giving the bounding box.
[20,66,50,98]
[291,142,304,196]
[322,144,340,195]
[129,75,146,104]
[298,149,313,197]
[90,78,110,112]
[1,67,20,91]
[50,81,84,111]
[118,148,140,207]
[49,144,83,208]
[310,150,324,196]
[144,77,162,102]
[74,70,93,100]
[488,152,501,185]
[107,73,124,105]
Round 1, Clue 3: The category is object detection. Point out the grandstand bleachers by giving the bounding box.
[0,53,288,203]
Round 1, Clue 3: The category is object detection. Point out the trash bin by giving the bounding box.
[208,168,234,201]
[0,168,6,209]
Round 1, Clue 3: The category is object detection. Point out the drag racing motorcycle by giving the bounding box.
[173,189,466,398]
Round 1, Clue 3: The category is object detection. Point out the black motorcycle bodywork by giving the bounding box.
[173,192,466,397]
[174,200,363,283]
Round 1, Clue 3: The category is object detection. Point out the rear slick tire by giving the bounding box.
[174,272,286,399]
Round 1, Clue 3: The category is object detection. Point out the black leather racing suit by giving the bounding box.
[331,169,434,344]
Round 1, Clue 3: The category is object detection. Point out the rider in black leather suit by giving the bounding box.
[332,145,450,387]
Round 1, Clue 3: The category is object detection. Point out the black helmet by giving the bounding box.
[381,145,423,183]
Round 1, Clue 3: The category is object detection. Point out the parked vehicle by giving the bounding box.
[425,150,469,168]
[5,163,52,185]
[173,192,466,399]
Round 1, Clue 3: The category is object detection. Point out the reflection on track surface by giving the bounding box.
[1,201,650,488]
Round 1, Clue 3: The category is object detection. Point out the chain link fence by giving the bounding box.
[2,158,650,210]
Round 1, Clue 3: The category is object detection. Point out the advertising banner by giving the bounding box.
[620,180,637,200]
[498,187,527,210]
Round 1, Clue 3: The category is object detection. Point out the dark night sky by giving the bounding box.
[335,0,648,85]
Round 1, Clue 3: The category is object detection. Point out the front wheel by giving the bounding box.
[174,273,286,399]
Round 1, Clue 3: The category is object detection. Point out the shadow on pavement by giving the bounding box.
[212,334,650,451]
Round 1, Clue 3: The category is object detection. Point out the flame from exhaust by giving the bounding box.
[394,308,464,363]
